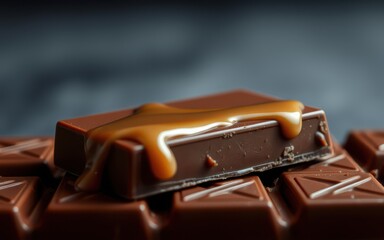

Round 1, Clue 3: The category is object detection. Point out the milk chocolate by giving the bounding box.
[165,144,384,240]
[345,130,384,181]
[0,137,54,177]
[279,144,384,239]
[54,90,333,199]
[165,176,282,240]
[0,137,382,239]
[79,100,304,192]
[286,144,363,174]
[282,171,384,239]
[0,177,47,240]
[36,144,384,240]
[37,174,157,240]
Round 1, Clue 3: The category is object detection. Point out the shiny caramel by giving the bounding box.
[75,100,304,192]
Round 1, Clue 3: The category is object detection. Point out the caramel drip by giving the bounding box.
[75,100,304,192]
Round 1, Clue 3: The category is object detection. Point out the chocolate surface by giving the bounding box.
[0,138,383,239]
[282,171,384,239]
[79,100,304,192]
[0,137,54,177]
[345,130,384,181]
[37,174,156,240]
[55,90,333,199]
[1,91,384,239]
[0,177,48,240]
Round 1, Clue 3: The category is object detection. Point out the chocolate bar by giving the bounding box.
[281,172,384,239]
[54,90,333,199]
[3,90,383,239]
[344,130,384,181]
[0,137,383,239]
[0,137,54,177]
[33,144,382,240]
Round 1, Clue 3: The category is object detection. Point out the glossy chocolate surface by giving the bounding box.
[37,174,156,240]
[55,90,333,199]
[0,137,55,177]
[79,100,304,192]
[0,137,383,239]
[345,130,384,181]
[2,91,384,239]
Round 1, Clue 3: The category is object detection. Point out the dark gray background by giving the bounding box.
[1,4,383,142]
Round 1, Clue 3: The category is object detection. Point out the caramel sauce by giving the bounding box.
[75,100,304,192]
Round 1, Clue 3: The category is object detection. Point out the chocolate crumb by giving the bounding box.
[223,132,234,139]
[315,131,328,146]
[206,154,218,168]
[283,145,295,162]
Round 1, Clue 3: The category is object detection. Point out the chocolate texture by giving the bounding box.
[0,137,55,177]
[0,138,383,239]
[1,91,384,240]
[54,90,333,199]
[345,130,384,181]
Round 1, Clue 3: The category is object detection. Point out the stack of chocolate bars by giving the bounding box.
[0,90,383,240]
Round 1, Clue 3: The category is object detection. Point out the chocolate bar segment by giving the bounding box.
[55,90,333,199]
[344,130,384,181]
[281,171,384,239]
[0,137,55,177]
[0,141,378,239]
[287,143,363,174]
[79,99,305,192]
[0,177,46,240]
[37,174,160,240]
[161,144,382,240]
[165,176,281,240]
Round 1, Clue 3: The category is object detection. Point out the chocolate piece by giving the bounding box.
[0,177,45,240]
[40,145,384,240]
[164,144,384,240]
[166,176,281,240]
[55,90,333,199]
[287,143,363,174]
[282,172,384,239]
[37,174,158,240]
[0,138,381,239]
[0,137,54,177]
[79,100,304,191]
[345,130,384,181]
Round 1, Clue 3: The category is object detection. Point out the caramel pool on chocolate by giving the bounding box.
[76,100,304,192]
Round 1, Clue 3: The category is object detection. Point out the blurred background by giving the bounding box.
[1,3,383,142]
